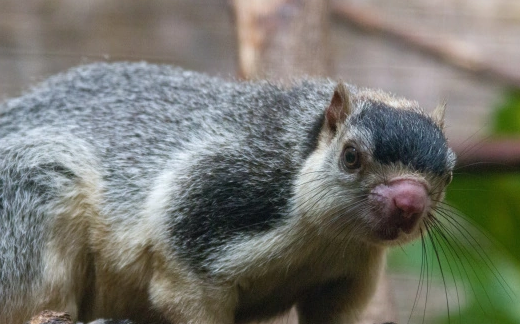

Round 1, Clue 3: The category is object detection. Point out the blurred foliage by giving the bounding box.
[388,88,520,324]
[492,88,520,136]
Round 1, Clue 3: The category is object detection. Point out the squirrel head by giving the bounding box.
[295,82,456,246]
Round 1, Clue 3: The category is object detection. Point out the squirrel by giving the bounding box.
[0,62,456,324]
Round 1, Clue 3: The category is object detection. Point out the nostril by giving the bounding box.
[393,194,425,217]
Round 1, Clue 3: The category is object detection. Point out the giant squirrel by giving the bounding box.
[0,62,455,324]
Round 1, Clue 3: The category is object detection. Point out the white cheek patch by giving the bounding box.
[292,129,370,237]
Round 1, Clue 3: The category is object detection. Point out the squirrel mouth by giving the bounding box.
[375,227,402,241]
[369,178,430,241]
[374,216,420,241]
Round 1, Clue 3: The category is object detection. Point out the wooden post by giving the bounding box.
[231,0,330,80]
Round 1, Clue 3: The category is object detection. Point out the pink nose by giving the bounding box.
[371,178,430,237]
[392,183,426,217]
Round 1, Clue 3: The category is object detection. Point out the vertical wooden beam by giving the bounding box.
[231,0,330,80]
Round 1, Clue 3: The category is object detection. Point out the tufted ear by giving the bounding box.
[431,102,446,129]
[325,83,352,134]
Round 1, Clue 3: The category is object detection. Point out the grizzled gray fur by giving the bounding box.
[0,62,455,324]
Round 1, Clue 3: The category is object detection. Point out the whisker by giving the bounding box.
[434,205,514,298]
[427,217,467,322]
[424,219,457,323]
[408,228,426,324]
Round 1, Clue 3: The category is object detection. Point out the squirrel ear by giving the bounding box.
[431,102,446,128]
[325,83,352,134]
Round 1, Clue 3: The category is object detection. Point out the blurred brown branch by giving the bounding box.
[453,139,520,172]
[331,2,520,90]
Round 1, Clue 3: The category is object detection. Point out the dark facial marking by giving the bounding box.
[352,103,449,175]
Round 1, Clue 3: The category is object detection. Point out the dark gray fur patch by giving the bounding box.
[301,112,325,159]
[352,102,449,175]
[173,148,296,271]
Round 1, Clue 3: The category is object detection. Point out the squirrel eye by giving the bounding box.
[342,146,361,170]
